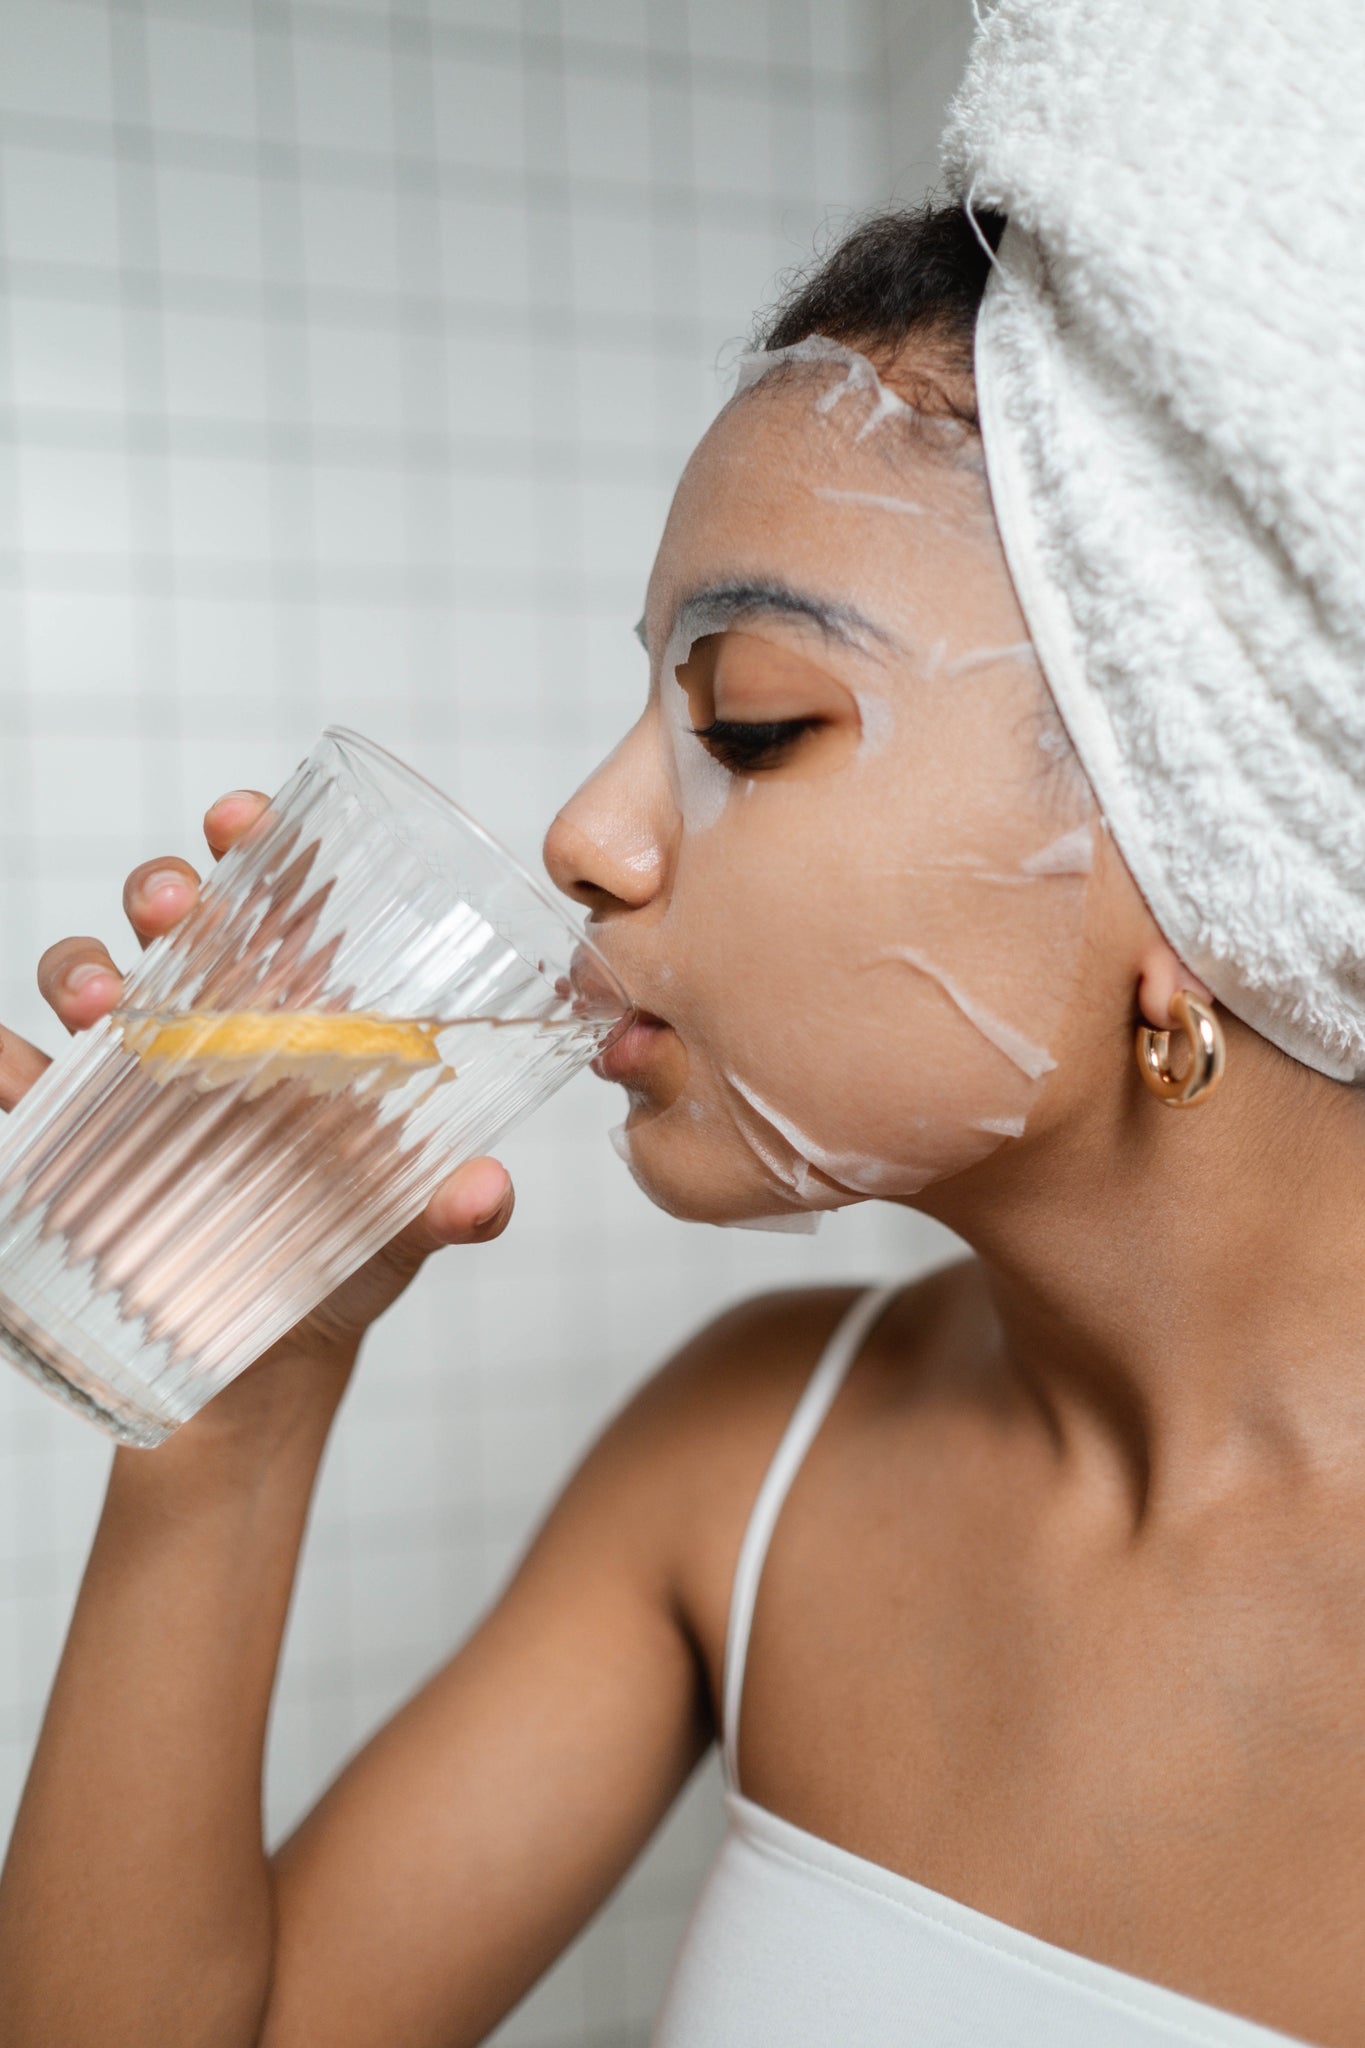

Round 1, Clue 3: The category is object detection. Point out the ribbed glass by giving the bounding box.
[0,729,631,1446]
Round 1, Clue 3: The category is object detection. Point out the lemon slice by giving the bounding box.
[119,1009,446,1096]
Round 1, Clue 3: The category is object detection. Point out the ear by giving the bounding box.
[1134,939,1214,1032]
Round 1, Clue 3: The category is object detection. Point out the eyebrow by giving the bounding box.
[650,579,900,657]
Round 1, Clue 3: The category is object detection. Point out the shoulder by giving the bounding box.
[520,1266,979,1739]
[615,1261,983,1475]
[582,1268,975,1693]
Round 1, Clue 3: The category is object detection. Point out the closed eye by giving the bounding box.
[691,717,823,773]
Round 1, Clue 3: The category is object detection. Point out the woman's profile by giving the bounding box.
[0,1,1361,2043]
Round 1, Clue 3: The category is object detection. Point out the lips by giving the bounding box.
[591,1010,670,1082]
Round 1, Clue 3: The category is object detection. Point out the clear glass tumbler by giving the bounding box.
[0,728,631,1447]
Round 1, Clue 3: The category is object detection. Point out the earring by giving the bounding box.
[1135,989,1225,1107]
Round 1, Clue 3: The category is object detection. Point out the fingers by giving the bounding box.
[0,1025,51,1113]
[37,936,126,1034]
[117,784,268,960]
[401,1157,515,1259]
[122,857,202,952]
[204,790,269,862]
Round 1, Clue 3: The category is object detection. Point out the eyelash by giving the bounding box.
[691,717,822,772]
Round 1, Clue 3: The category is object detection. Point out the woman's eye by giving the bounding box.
[691,717,822,773]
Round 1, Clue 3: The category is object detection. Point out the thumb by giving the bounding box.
[0,1026,50,1114]
[387,1157,515,1269]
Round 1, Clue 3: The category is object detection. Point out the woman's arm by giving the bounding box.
[0,789,721,2048]
[0,1309,716,2048]
[0,1352,352,2048]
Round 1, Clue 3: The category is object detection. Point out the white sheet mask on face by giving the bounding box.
[852,687,896,756]
[874,945,1058,1081]
[813,487,928,516]
[659,601,744,835]
[612,333,1099,1231]
[727,1210,824,1235]
[1021,823,1095,876]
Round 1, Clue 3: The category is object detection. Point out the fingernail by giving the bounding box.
[64,962,113,993]
[216,790,259,807]
[140,869,186,902]
[471,1171,511,1224]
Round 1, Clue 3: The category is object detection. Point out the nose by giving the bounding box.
[543,711,672,914]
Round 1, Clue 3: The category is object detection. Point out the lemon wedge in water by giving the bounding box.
[119,1010,446,1095]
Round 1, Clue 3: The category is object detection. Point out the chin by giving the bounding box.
[610,1107,851,1227]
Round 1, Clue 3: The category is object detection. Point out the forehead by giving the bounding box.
[647,362,1025,660]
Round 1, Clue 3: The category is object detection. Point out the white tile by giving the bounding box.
[314,600,411,696]
[578,473,667,588]
[305,318,407,432]
[166,450,274,563]
[809,0,886,77]
[813,100,877,208]
[172,595,281,701]
[301,179,401,296]
[391,470,457,573]
[289,32,397,157]
[692,83,777,198]
[695,217,787,328]
[23,588,142,699]
[447,605,545,723]
[311,460,409,567]
[426,0,521,29]
[559,2,652,53]
[580,604,650,715]
[563,67,652,186]
[161,304,270,425]
[448,471,539,578]
[431,51,527,172]
[156,163,265,284]
[439,191,531,308]
[446,328,538,442]
[27,729,147,848]
[574,337,658,446]
[569,202,655,318]
[1,144,121,270]
[0,0,114,125]
[684,0,773,66]
[175,733,307,826]
[7,294,127,416]
[144,16,259,141]
[346,1541,444,1660]
[16,445,133,557]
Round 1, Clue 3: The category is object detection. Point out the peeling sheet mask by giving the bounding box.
[569,335,1098,1231]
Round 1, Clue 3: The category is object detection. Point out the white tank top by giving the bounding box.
[651,1285,1309,2047]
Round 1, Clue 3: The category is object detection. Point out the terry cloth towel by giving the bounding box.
[941,0,1365,1083]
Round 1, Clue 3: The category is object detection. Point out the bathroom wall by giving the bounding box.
[0,5,972,2040]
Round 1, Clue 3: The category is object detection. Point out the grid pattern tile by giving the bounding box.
[0,5,969,2040]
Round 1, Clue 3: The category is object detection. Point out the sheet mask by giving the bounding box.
[582,334,1099,1229]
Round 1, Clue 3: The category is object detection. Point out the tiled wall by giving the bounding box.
[0,5,969,2040]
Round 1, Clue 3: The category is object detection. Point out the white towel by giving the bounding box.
[941,0,1365,1082]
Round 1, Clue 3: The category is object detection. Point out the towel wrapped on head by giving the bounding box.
[941,0,1365,1082]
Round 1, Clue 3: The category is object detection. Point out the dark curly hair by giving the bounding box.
[756,201,1006,427]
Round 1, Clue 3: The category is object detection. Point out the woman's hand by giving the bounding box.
[0,788,515,1400]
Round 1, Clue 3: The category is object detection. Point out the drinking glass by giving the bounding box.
[0,728,631,1447]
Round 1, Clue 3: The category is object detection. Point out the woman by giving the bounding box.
[1,3,1361,2042]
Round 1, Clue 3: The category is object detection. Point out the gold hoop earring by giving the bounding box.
[1135,989,1225,1107]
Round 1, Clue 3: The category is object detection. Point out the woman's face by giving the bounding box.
[545,340,1099,1227]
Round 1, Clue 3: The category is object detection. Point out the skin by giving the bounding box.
[1,357,1364,2048]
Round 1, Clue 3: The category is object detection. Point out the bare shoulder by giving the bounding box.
[583,1264,980,1716]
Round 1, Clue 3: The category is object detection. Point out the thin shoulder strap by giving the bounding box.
[720,1282,904,1794]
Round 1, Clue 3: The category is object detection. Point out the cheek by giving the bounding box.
[650,672,1095,1204]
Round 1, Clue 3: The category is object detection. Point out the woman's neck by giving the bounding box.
[919,1021,1365,1521]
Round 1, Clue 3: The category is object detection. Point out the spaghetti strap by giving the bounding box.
[720,1282,905,1794]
